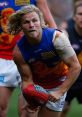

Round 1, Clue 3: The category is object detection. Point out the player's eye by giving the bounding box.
[32,18,38,23]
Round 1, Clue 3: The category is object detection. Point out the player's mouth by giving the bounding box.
[29,30,36,32]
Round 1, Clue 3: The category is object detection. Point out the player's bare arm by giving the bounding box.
[50,31,81,101]
[13,45,33,88]
[36,0,57,28]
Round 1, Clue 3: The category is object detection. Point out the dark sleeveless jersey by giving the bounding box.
[66,25,82,84]
[67,19,74,29]
[17,28,68,89]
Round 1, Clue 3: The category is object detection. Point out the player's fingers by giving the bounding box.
[22,103,40,112]
[26,105,40,113]
[48,95,57,102]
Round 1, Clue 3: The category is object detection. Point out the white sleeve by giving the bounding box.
[52,31,76,59]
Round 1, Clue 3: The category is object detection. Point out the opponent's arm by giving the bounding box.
[50,31,81,101]
[36,0,57,28]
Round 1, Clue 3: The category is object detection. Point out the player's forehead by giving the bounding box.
[22,11,40,20]
[76,6,82,11]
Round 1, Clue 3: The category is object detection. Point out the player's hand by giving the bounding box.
[49,91,62,102]
[22,102,40,113]
[22,84,50,110]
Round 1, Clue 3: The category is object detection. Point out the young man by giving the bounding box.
[0,0,57,117]
[61,2,82,117]
[8,5,81,117]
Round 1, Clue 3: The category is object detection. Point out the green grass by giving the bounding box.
[7,88,82,117]
[7,88,19,117]
[67,99,82,117]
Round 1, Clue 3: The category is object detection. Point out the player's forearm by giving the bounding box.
[46,17,57,28]
[43,10,57,28]
[37,0,57,28]
[22,80,34,89]
[58,62,81,95]
[42,10,57,28]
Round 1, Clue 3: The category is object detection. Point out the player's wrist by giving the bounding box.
[22,84,50,107]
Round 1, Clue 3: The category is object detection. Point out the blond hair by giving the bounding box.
[7,5,46,35]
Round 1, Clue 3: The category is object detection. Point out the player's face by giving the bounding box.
[74,6,82,29]
[21,11,42,41]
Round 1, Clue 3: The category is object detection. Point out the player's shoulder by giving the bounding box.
[55,29,68,38]
[55,30,61,38]
[52,29,69,48]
